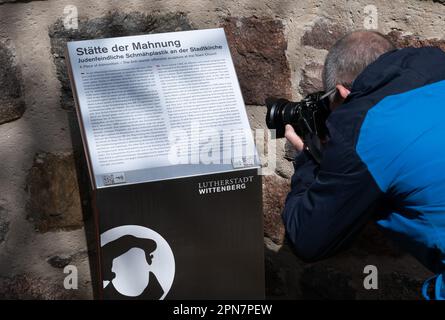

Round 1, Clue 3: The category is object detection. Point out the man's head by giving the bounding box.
[323,30,396,110]
[102,235,158,296]
[102,235,157,281]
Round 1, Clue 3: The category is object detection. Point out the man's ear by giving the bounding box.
[336,84,351,99]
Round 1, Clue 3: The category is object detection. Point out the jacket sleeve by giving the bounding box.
[282,124,383,262]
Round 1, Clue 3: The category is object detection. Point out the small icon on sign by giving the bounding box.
[103,172,126,186]
[232,157,255,169]
[232,158,244,169]
[113,172,126,184]
[244,156,255,166]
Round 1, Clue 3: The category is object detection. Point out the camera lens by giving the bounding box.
[265,98,297,138]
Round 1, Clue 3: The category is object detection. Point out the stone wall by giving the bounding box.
[0,0,444,299]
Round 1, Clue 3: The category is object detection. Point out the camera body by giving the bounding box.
[265,91,331,163]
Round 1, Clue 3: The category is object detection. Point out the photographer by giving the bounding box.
[282,30,445,300]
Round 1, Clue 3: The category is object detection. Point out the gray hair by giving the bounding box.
[322,30,396,94]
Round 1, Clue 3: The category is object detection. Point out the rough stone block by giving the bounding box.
[299,62,324,95]
[264,239,305,299]
[47,255,72,269]
[352,221,403,257]
[301,18,445,54]
[223,17,292,105]
[300,263,425,300]
[0,274,74,299]
[0,206,9,243]
[301,18,348,50]
[387,30,445,51]
[299,27,445,96]
[0,0,48,3]
[0,42,25,124]
[262,174,289,244]
[284,140,299,161]
[26,152,83,232]
[301,264,356,299]
[49,11,193,110]
[358,272,424,300]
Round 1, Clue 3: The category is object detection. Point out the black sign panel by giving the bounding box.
[95,169,264,299]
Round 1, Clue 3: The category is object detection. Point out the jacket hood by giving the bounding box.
[347,47,445,103]
[326,46,445,147]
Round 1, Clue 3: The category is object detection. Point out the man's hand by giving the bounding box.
[285,124,304,152]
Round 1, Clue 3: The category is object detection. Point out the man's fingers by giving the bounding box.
[284,124,304,151]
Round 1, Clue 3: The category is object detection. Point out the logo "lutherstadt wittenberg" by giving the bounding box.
[197,176,254,195]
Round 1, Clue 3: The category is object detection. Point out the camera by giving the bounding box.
[265,91,332,163]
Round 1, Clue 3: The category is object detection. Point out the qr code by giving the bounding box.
[102,172,126,186]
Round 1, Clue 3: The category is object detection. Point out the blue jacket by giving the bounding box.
[282,47,445,299]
